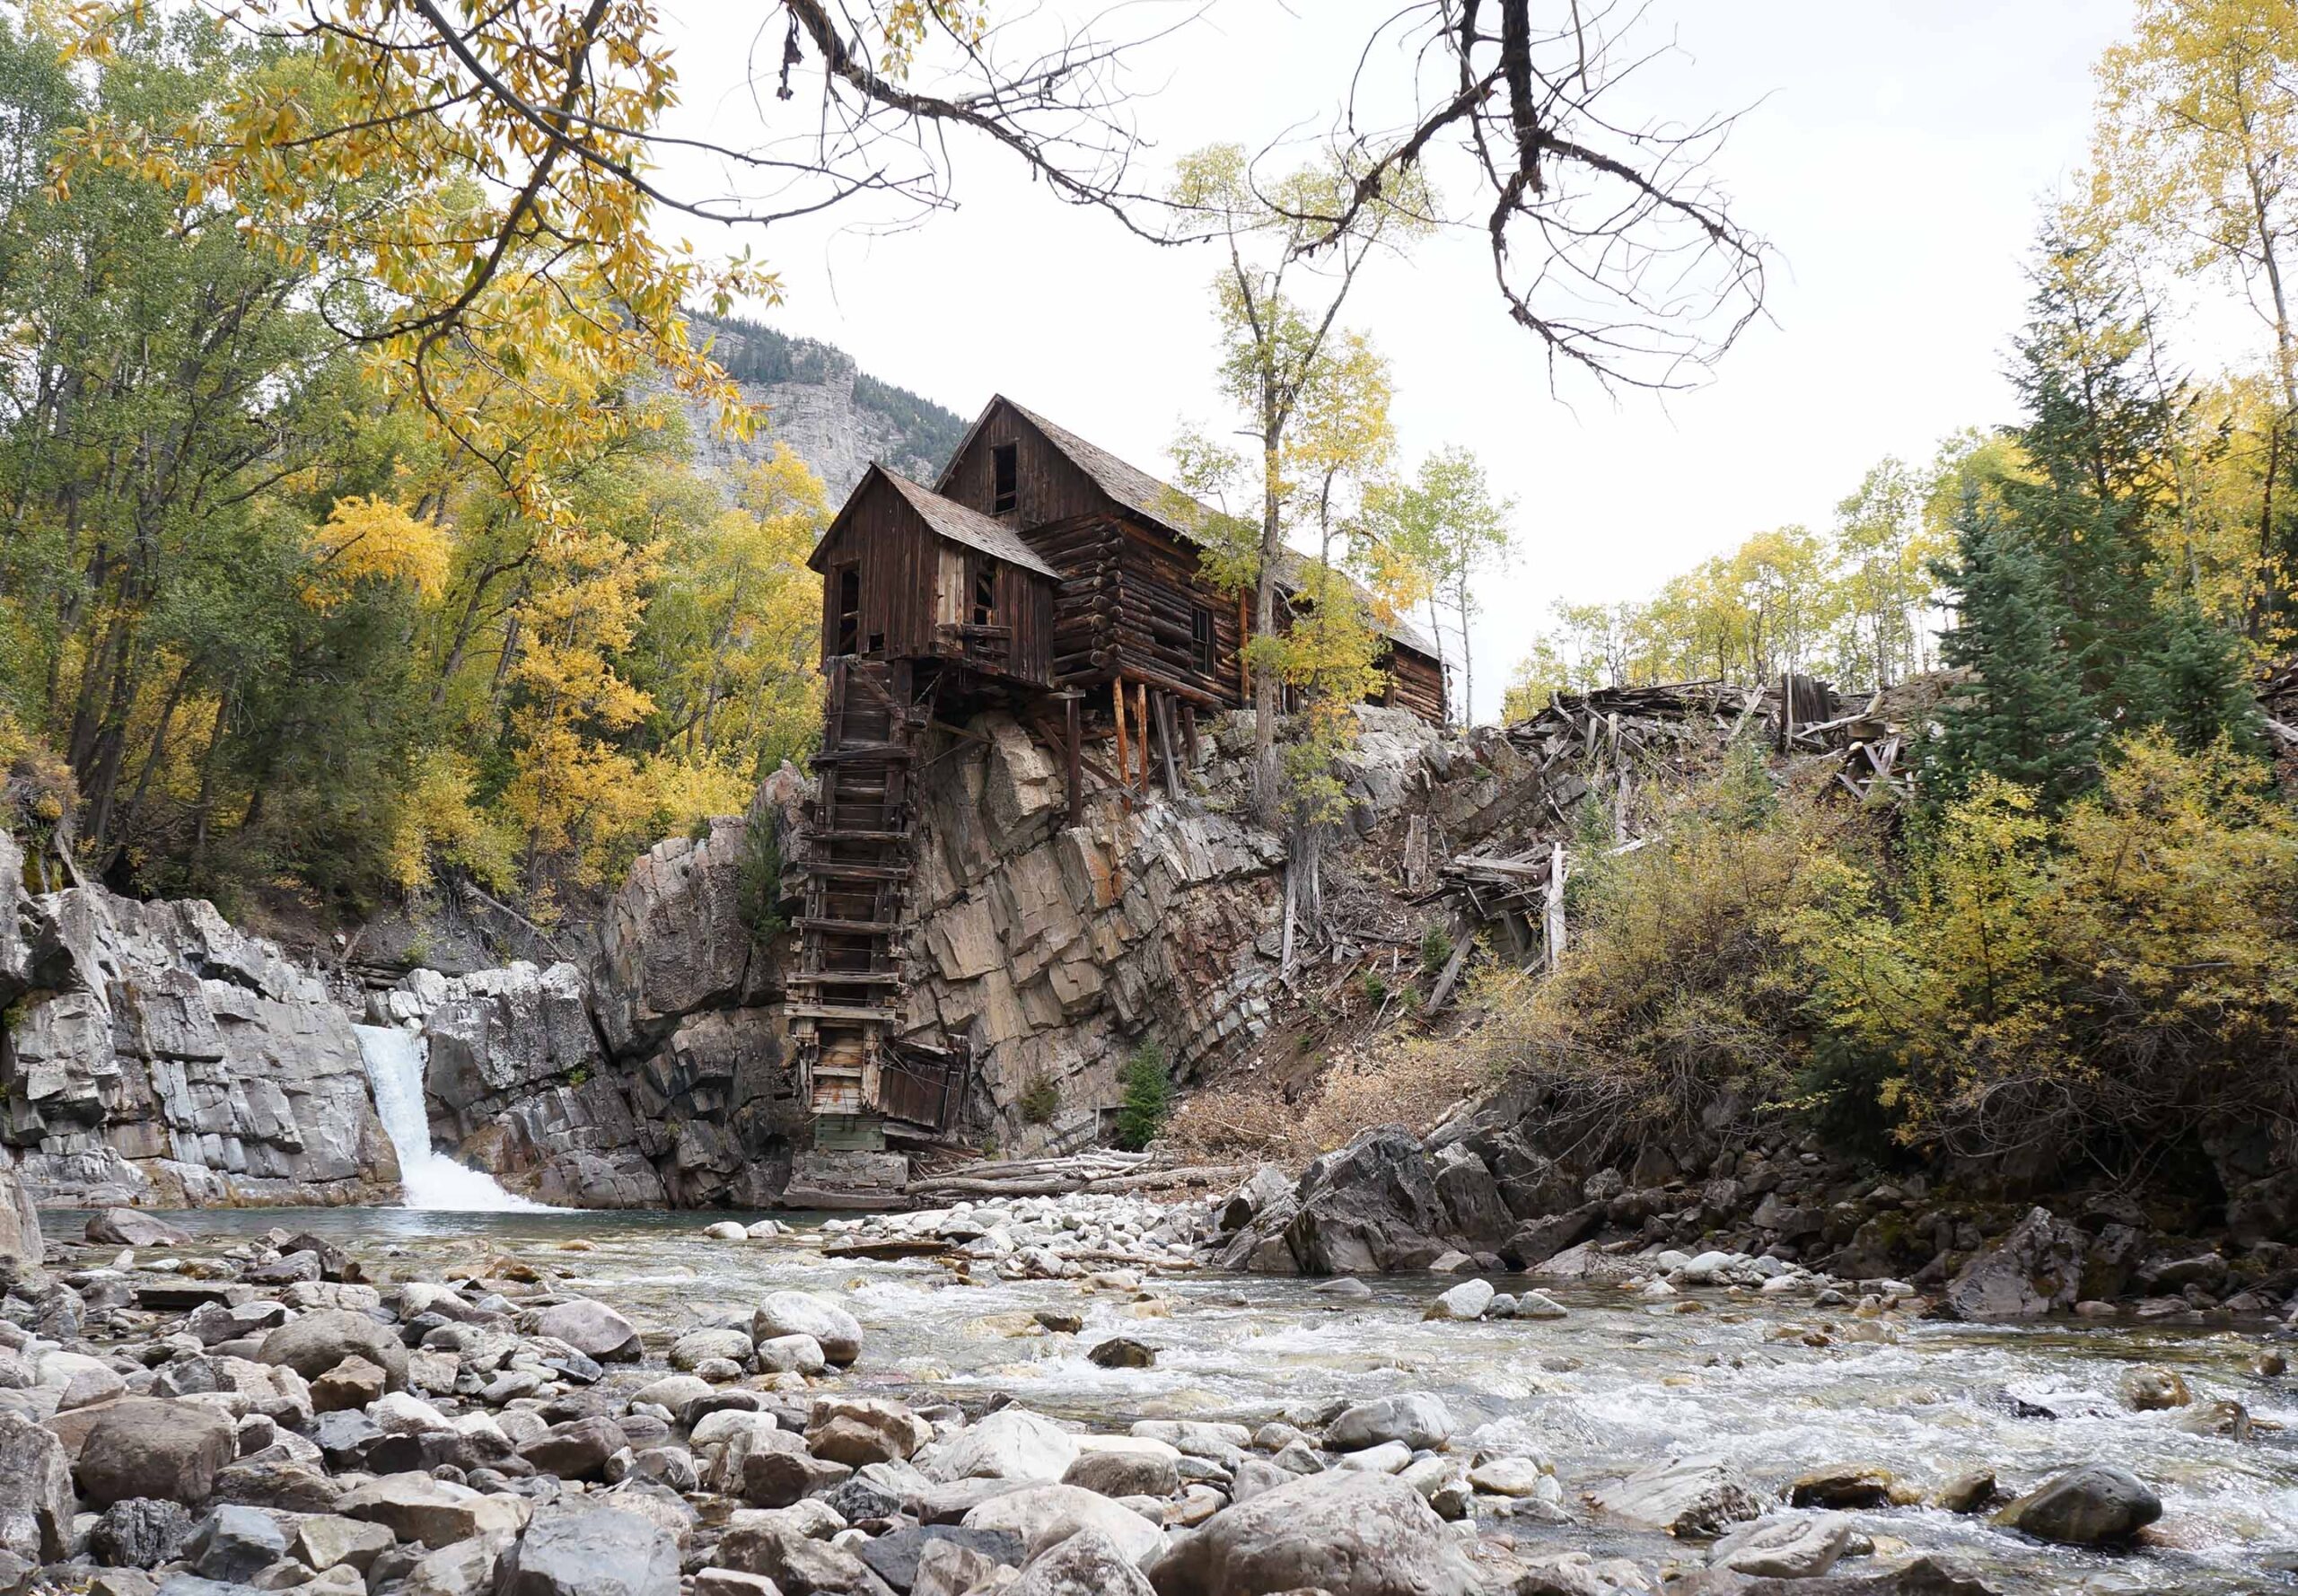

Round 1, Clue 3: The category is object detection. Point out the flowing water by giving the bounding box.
[138,1206,2296,1593]
[350,1026,552,1212]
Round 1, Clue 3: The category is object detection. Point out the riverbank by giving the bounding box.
[0,1193,2286,1596]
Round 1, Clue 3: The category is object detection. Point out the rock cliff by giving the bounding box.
[0,864,398,1207]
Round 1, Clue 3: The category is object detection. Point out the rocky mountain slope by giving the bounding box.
[683,313,969,499]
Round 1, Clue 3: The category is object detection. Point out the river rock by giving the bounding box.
[715,1520,895,1594]
[521,1416,627,1480]
[1011,1527,1157,1595]
[1467,1457,1546,1497]
[257,1311,408,1390]
[1325,1393,1453,1452]
[1995,1465,2161,1544]
[338,1474,533,1547]
[753,1292,863,1366]
[76,1399,239,1508]
[497,1503,680,1596]
[2118,1369,2189,1411]
[87,1209,191,1248]
[1087,1337,1157,1369]
[961,1483,1162,1565]
[186,1505,289,1583]
[0,1409,71,1562]
[671,1328,753,1372]
[807,1399,934,1467]
[1711,1513,1853,1578]
[311,1356,387,1413]
[1789,1464,1899,1509]
[533,1299,640,1362]
[1064,1442,1181,1499]
[399,1530,513,1596]
[1148,1470,1478,1596]
[1590,1456,1762,1539]
[932,1407,1079,1483]
[755,1334,827,1375]
[91,1499,196,1569]
[1423,1278,1494,1321]
[294,1515,396,1574]
[1945,1207,2085,1320]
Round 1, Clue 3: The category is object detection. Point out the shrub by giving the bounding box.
[1018,1073,1061,1125]
[1114,1042,1172,1150]
[1360,969,1390,1006]
[735,818,786,943]
[1417,925,1454,978]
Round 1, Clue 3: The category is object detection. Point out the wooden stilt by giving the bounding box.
[1134,680,1151,788]
[1111,677,1130,788]
[1065,693,1082,829]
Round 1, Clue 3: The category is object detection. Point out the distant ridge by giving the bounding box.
[686,311,969,499]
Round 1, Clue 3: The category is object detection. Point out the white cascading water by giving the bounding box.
[352,1023,552,1211]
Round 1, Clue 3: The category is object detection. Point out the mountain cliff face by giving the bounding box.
[685,312,969,499]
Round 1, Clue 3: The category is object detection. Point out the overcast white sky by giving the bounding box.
[655,1,2135,721]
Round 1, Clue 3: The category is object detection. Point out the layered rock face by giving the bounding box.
[900,714,1285,1156]
[0,860,398,1208]
[370,797,808,1208]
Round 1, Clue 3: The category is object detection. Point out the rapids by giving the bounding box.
[148,1206,2296,1593]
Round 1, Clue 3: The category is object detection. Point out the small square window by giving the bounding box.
[1189,604,1215,674]
[991,443,1018,514]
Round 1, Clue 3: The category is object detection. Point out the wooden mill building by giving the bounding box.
[788,398,1447,1153]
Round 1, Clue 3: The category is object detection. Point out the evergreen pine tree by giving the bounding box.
[2139,594,2263,755]
[2002,225,2172,721]
[1923,496,2103,810]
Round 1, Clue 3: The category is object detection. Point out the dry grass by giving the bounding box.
[1166,1025,1501,1166]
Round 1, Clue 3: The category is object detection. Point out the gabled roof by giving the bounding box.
[810,462,1061,580]
[940,395,1443,665]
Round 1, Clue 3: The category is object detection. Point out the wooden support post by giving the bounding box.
[1064,694,1082,829]
[1154,691,1180,795]
[1111,677,1130,788]
[1180,702,1199,767]
[1134,680,1151,789]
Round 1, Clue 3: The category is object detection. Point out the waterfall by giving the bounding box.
[353,1024,553,1212]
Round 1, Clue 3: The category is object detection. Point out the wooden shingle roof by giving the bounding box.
[810,463,1060,580]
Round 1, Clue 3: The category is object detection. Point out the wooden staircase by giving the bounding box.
[791,657,921,1123]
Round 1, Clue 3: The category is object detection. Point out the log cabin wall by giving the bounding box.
[1109,517,1242,706]
[1384,646,1448,723]
[939,403,1111,527]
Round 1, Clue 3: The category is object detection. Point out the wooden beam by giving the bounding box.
[1134,680,1151,789]
[1235,591,1251,704]
[1111,676,1130,788]
[1065,693,1082,829]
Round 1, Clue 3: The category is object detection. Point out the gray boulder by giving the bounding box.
[497,1504,681,1596]
[0,1410,72,1562]
[531,1300,639,1362]
[256,1311,408,1390]
[752,1292,863,1366]
[1588,1456,1762,1539]
[1148,1471,1478,1596]
[186,1505,288,1583]
[90,1498,196,1569]
[1945,1207,2085,1320]
[1711,1513,1853,1578]
[1011,1529,1156,1596]
[75,1399,239,1508]
[1325,1393,1453,1452]
[1275,1127,1456,1275]
[1995,1466,2161,1545]
[87,1209,191,1248]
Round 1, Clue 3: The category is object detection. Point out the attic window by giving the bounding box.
[991,443,1018,514]
[1190,604,1215,674]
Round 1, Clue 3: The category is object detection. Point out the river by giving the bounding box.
[104,1206,2297,1594]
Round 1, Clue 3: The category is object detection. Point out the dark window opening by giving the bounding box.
[1189,604,1215,674]
[866,631,884,655]
[970,560,997,626]
[833,566,860,655]
[991,443,1019,513]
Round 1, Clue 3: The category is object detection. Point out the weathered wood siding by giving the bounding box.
[940,401,1112,528]
[1383,646,1447,723]
[815,474,1053,686]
